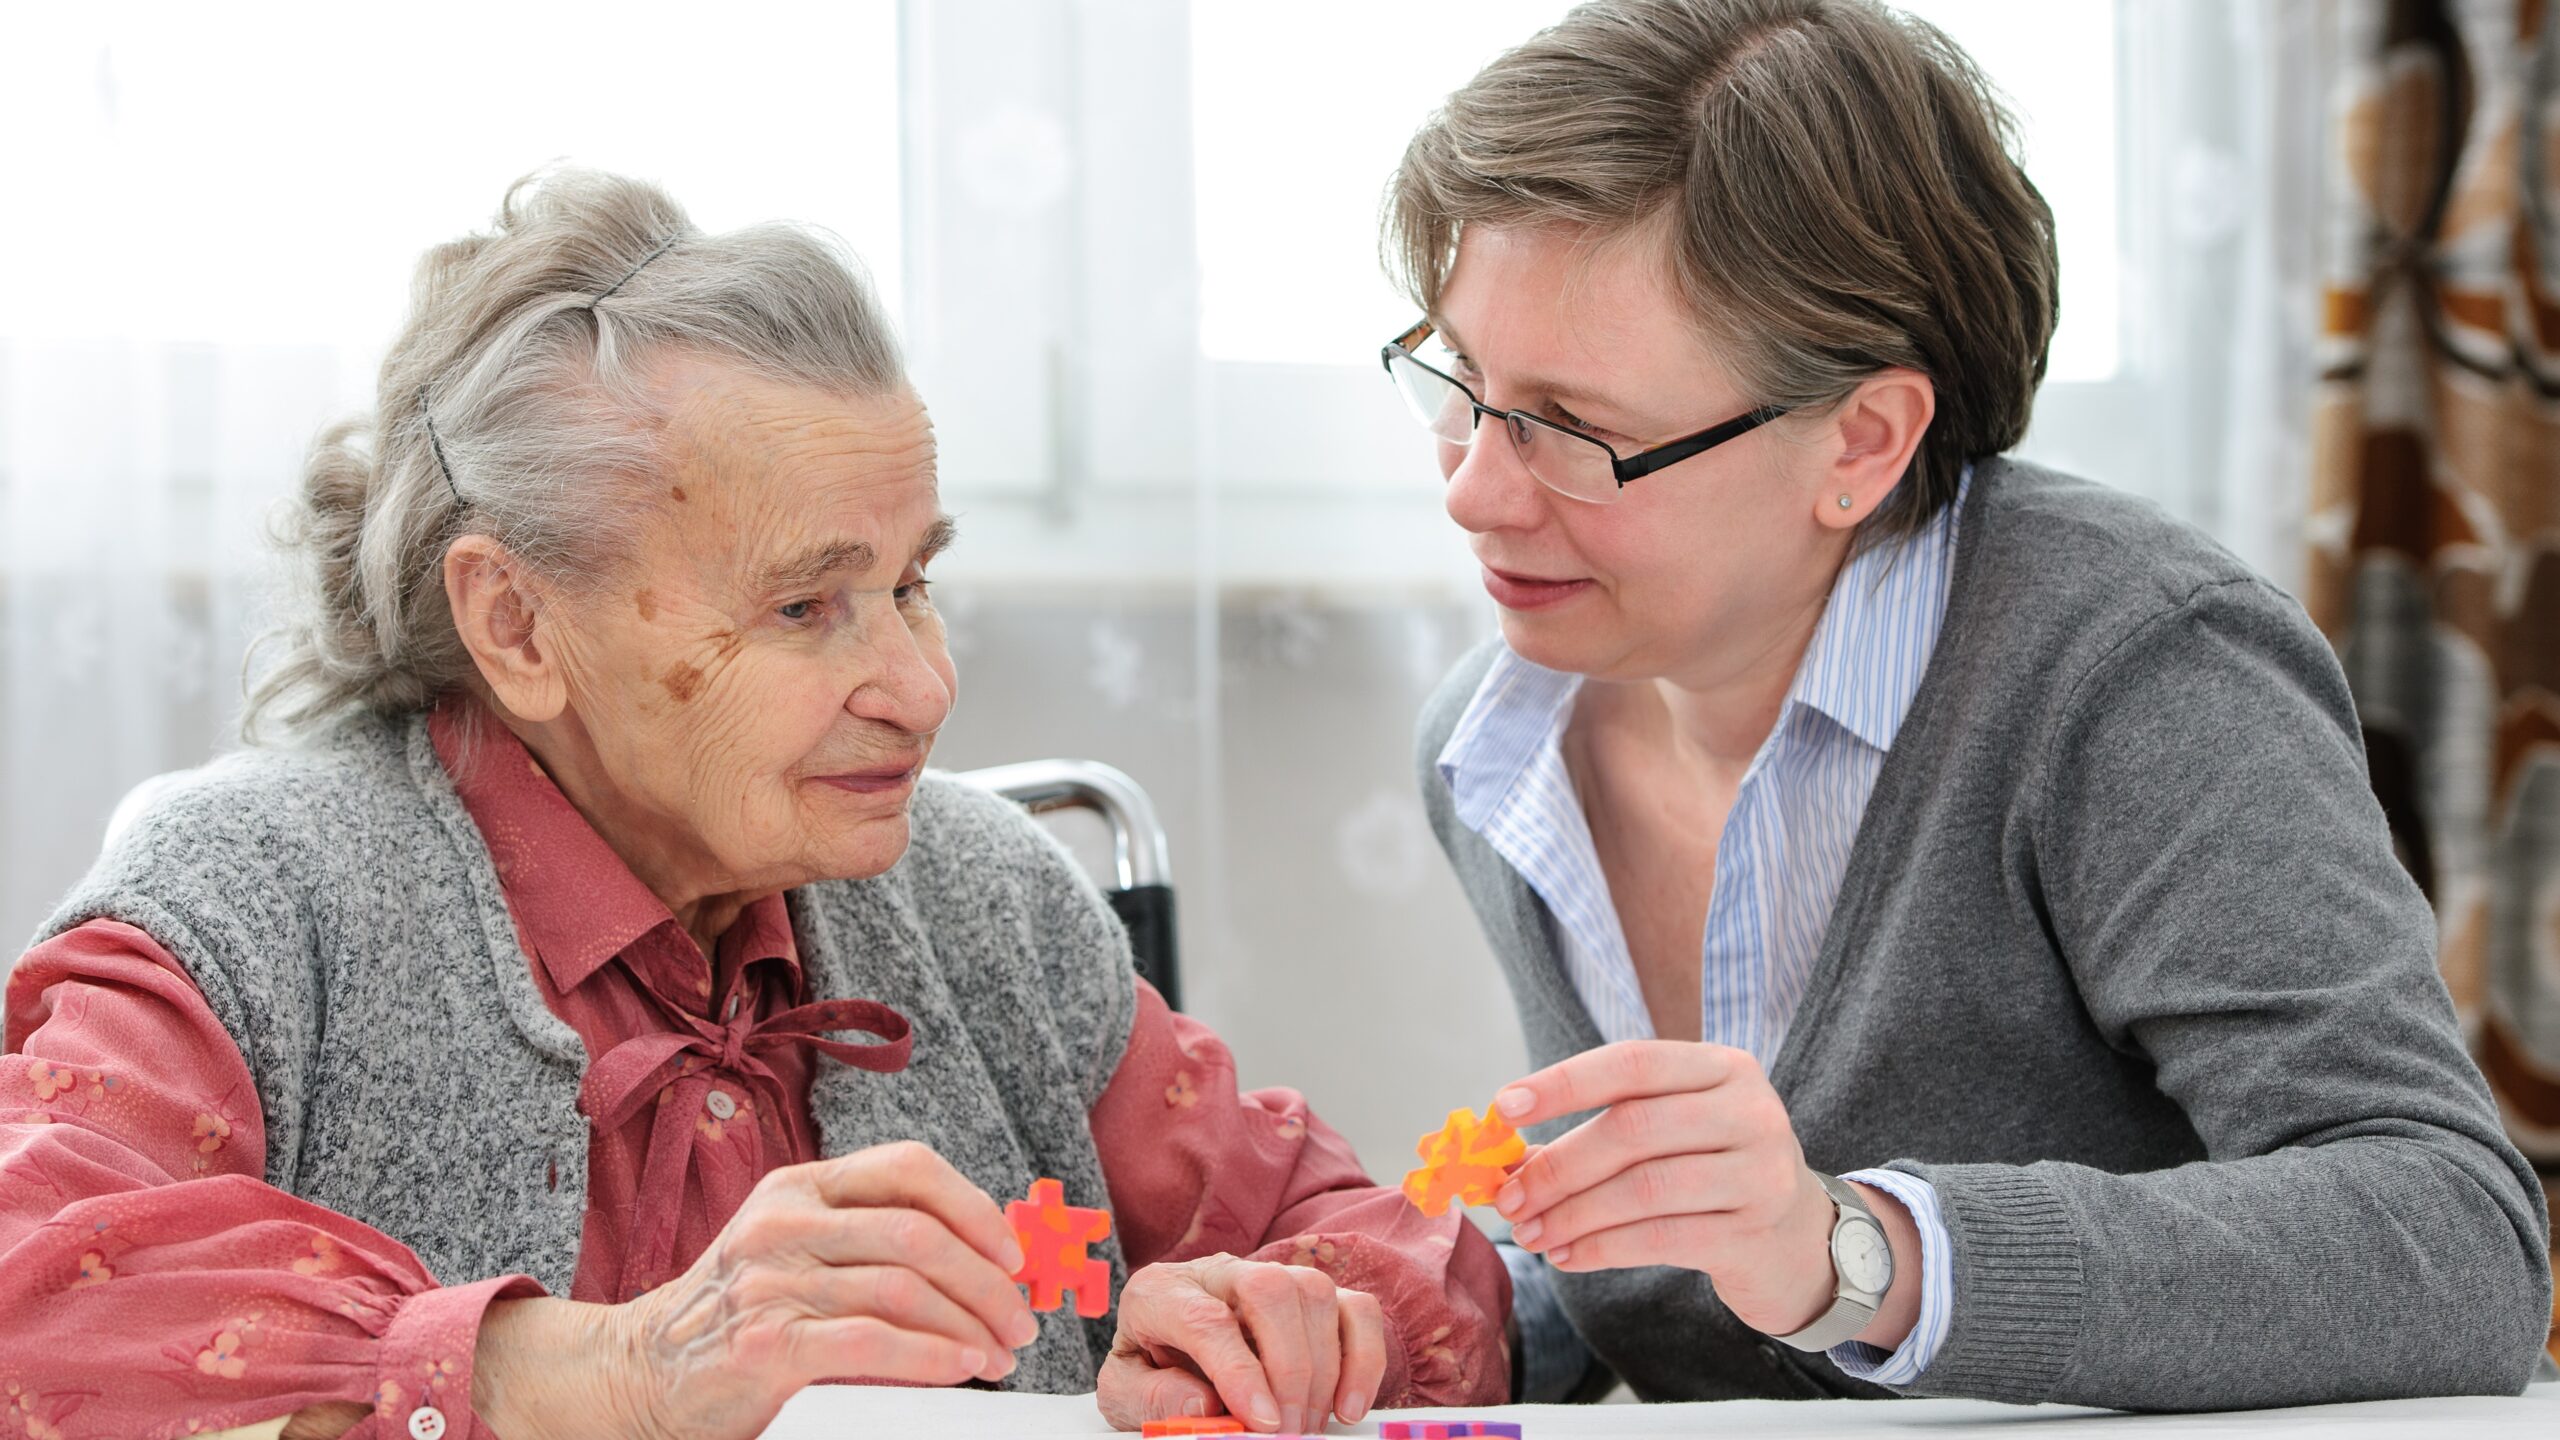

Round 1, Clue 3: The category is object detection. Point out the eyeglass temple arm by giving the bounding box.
[1613,405,1791,483]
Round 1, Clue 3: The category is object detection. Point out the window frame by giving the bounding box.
[902,0,2192,590]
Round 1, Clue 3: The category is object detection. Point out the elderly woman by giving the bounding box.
[0,171,1506,1440]
[1390,0,2551,1412]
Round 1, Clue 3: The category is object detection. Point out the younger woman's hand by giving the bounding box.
[1491,1040,1844,1337]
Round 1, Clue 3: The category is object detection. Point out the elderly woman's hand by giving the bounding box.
[472,1141,1036,1440]
[1096,1254,1386,1435]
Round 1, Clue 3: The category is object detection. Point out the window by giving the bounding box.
[0,0,912,949]
[2,3,904,350]
[967,2,2129,589]
[2,1,2176,590]
[1192,2,2121,382]
[0,2,903,578]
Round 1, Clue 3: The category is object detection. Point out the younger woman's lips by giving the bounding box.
[1481,566,1593,611]
[817,765,921,796]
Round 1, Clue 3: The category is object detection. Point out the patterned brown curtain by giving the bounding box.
[2310,0,2560,1358]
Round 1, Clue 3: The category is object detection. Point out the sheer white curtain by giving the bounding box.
[0,0,2319,1179]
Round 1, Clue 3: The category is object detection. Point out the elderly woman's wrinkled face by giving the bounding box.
[538,360,956,895]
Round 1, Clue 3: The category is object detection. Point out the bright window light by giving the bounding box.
[1193,1,2118,382]
[1897,0,2119,382]
[0,2,903,350]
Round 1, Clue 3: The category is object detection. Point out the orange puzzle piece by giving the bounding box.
[1007,1177,1114,1318]
[1400,1103,1528,1216]
[1140,1419,1245,1438]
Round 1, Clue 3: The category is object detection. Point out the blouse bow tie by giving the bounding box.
[578,995,915,1300]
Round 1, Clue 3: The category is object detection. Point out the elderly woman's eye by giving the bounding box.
[895,579,934,606]
[778,599,822,623]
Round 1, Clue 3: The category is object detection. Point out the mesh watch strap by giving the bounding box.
[1772,1173,1886,1352]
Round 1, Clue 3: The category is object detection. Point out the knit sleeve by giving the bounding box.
[1891,578,2551,1408]
[2,920,543,1440]
[1027,837,1140,1112]
[36,760,337,1194]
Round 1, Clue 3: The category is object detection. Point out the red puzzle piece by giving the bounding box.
[1400,1104,1528,1217]
[1146,1414,1341,1424]
[1007,1177,1113,1318]
[1139,1419,1243,1438]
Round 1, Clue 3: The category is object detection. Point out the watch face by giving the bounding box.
[1836,1219,1891,1295]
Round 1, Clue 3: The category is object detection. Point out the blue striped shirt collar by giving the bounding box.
[1438,649,1581,834]
[1440,469,1969,816]
[1786,477,1967,753]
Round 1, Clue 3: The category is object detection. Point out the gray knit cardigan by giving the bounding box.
[38,713,1139,1394]
[1420,458,2552,1410]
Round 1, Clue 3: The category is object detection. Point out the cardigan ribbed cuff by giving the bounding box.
[1886,1162,2083,1403]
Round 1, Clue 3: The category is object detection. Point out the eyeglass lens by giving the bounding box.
[1386,349,1616,502]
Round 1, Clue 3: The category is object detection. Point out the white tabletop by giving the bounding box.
[768,1383,2559,1439]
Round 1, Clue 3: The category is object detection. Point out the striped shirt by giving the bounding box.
[1441,475,1968,1394]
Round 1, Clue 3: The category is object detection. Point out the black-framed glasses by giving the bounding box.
[1380,319,1788,505]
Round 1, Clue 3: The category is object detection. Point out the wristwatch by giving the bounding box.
[1771,1171,1893,1352]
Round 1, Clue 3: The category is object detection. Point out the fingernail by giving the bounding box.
[961,1347,989,1374]
[1251,1394,1280,1429]
[995,1352,1017,1379]
[1341,1391,1369,1421]
[1182,1397,1207,1418]
[1002,1240,1027,1273]
[1010,1314,1040,1347]
[1549,1243,1573,1265]
[1511,1216,1543,1245]
[1496,1087,1534,1117]
[1495,1181,1525,1215]
[1280,1405,1302,1434]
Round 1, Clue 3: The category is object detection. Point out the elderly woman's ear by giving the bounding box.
[444,535,572,724]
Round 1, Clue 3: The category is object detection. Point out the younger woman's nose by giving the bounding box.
[1443,425,1549,536]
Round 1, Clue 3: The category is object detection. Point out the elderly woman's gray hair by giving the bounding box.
[245,168,906,740]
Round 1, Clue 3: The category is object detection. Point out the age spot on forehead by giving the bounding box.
[669,485,688,503]
[660,661,705,703]
[634,589,658,621]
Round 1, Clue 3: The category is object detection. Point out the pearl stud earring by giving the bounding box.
[1837,495,1854,510]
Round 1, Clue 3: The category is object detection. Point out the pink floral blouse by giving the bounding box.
[0,708,1509,1439]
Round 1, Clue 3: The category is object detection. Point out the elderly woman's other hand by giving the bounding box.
[1097,1254,1387,1435]
[469,1141,1036,1440]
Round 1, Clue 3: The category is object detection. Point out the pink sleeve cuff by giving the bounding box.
[371,1274,547,1440]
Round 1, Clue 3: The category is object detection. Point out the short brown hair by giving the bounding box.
[1385,0,2058,537]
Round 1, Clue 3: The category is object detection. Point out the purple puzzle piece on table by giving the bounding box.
[1381,1423,1524,1439]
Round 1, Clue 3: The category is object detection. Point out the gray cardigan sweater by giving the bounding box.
[1419,458,2552,1410]
[39,714,1139,1394]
